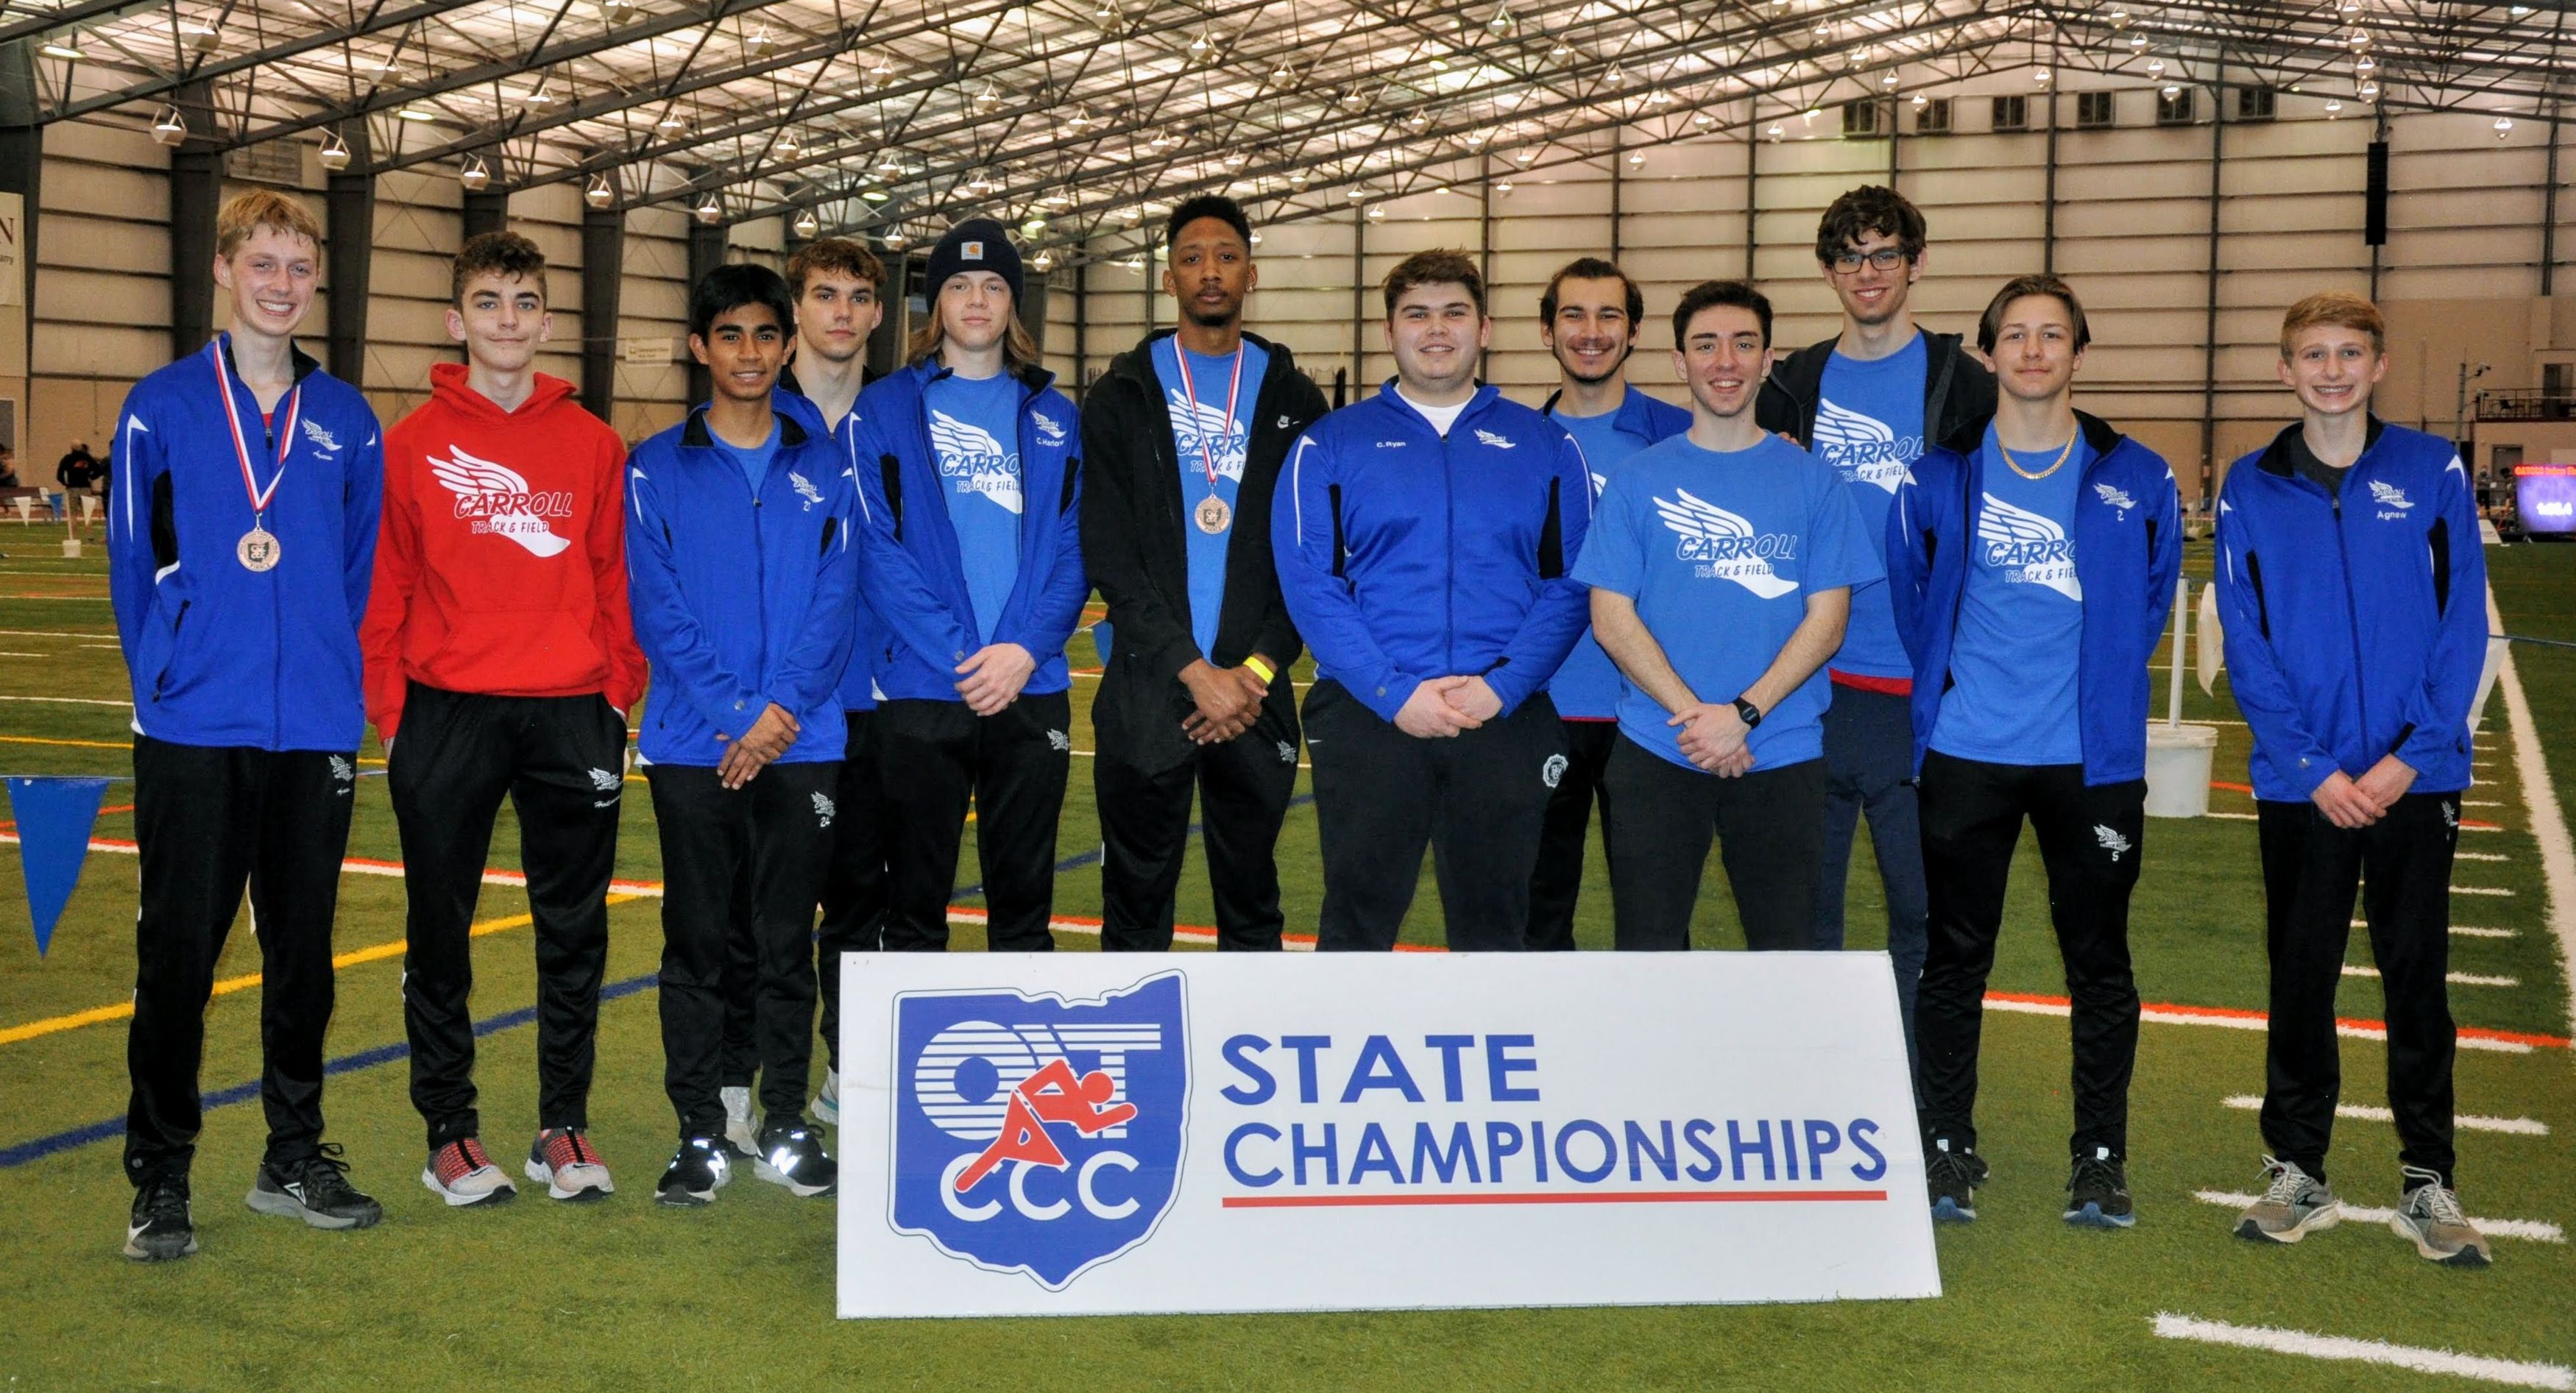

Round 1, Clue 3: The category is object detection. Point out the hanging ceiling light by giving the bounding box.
[2127,32,2148,52]
[1693,109,1716,128]
[1248,231,1262,245]
[1766,121,1785,140]
[2146,57,2166,79]
[1187,30,1211,57]
[1031,250,1055,272]
[1647,88,1673,107]
[969,169,997,194]
[397,104,438,122]
[38,38,81,60]
[2346,27,2371,50]
[2032,66,2051,85]
[2354,54,2377,77]
[654,111,686,136]
[584,174,615,209]
[793,208,821,238]
[1911,91,1930,108]
[2360,79,2380,99]
[459,154,492,191]
[319,130,353,171]
[1548,37,1572,60]
[1512,146,1538,164]
[2495,115,2516,138]
[861,186,893,202]
[972,81,1000,113]
[1022,217,1047,237]
[182,23,220,54]
[746,26,776,59]
[1487,5,1512,35]
[1288,169,1311,188]
[151,105,188,147]
[884,230,908,249]
[695,193,723,224]
[1495,179,1515,195]
[2161,82,2182,100]
[1880,69,1900,89]
[601,0,638,20]
[775,129,802,159]
[1625,149,1644,169]
[1041,190,1073,207]
[1366,205,1385,221]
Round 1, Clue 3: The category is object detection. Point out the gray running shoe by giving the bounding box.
[812,1068,840,1126]
[246,1144,383,1230]
[2391,1166,2492,1268]
[2234,1157,2338,1244]
[720,1085,758,1160]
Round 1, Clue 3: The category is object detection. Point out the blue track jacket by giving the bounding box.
[107,335,383,751]
[848,360,1086,703]
[776,386,888,715]
[2215,419,2485,801]
[1888,411,2182,784]
[1273,383,1593,723]
[626,404,858,768]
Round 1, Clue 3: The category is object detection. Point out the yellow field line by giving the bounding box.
[0,733,385,766]
[0,892,641,1047]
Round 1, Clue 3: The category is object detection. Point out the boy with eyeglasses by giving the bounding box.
[1758,186,1994,1049]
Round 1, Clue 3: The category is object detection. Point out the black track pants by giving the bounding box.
[875,692,1073,951]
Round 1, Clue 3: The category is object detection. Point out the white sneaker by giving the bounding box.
[812,1068,840,1126]
[421,1137,517,1207]
[524,1127,615,1202]
[720,1085,758,1159]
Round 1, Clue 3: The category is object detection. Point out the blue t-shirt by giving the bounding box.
[1571,433,1882,771]
[1814,335,1927,681]
[1931,426,2092,766]
[925,371,1024,645]
[712,419,780,495]
[1545,406,1652,720]
[1153,336,1269,661]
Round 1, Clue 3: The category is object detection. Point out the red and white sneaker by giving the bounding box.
[421,1137,517,1207]
[525,1128,615,1202]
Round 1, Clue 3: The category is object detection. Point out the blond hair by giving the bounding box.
[905,308,1041,371]
[216,189,323,258]
[2279,291,2385,359]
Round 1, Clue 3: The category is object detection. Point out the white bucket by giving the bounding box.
[2143,722,2221,818]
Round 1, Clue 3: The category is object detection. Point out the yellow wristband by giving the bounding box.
[1242,656,1277,684]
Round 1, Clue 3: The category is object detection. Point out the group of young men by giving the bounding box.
[107,182,2492,1273]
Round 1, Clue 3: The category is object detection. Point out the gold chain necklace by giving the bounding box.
[1999,434,2076,481]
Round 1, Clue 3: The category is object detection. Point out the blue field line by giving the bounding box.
[0,975,661,1172]
[0,787,1311,1171]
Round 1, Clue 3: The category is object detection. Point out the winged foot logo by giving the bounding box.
[891,973,1188,1289]
[433,446,575,558]
[929,409,1024,514]
[1656,489,1800,598]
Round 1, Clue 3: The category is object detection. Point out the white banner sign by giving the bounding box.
[836,953,1937,1318]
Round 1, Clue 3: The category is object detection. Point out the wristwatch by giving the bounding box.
[1732,697,1764,729]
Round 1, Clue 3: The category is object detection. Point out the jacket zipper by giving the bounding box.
[2327,459,2371,762]
[1441,406,1457,679]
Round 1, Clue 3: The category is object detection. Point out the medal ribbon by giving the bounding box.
[1174,341,1245,496]
[210,336,302,521]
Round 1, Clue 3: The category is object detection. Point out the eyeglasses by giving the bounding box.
[1830,247,1911,274]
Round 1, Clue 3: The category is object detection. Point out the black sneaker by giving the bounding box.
[1926,1138,1979,1222]
[124,1174,197,1261]
[246,1143,383,1230]
[753,1119,838,1198]
[656,1136,733,1208]
[2064,1147,2136,1229]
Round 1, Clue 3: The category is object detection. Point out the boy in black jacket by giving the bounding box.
[1080,195,1326,950]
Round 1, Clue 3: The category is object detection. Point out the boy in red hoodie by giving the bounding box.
[363,231,646,1206]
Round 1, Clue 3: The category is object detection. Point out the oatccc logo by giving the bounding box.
[432,447,576,558]
[891,974,1187,1289]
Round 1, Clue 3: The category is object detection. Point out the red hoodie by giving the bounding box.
[363,363,645,740]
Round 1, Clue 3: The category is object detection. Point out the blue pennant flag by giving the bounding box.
[6,776,110,956]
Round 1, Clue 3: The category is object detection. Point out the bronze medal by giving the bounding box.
[236,526,281,573]
[1195,494,1233,535]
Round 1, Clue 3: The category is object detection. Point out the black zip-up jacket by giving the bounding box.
[1754,328,1997,451]
[1080,329,1328,773]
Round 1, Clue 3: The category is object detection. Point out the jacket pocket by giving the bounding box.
[150,599,192,702]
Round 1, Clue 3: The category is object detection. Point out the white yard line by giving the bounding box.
[2454,926,2518,939]
[2340,965,2517,988]
[2150,1314,2574,1389]
[2190,1192,2563,1242]
[2458,851,2510,862]
[0,628,113,639]
[2218,1094,2548,1136]
[2455,885,2517,897]
[0,692,130,706]
[2491,585,2576,1045]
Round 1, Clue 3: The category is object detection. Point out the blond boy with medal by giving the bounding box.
[1080,195,1327,951]
[107,190,389,1261]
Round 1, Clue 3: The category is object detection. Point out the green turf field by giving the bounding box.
[0,536,2570,1390]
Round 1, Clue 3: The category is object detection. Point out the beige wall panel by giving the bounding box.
[34,323,167,380]
[32,375,138,453]
[35,266,165,327]
[40,215,171,277]
[42,162,167,228]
